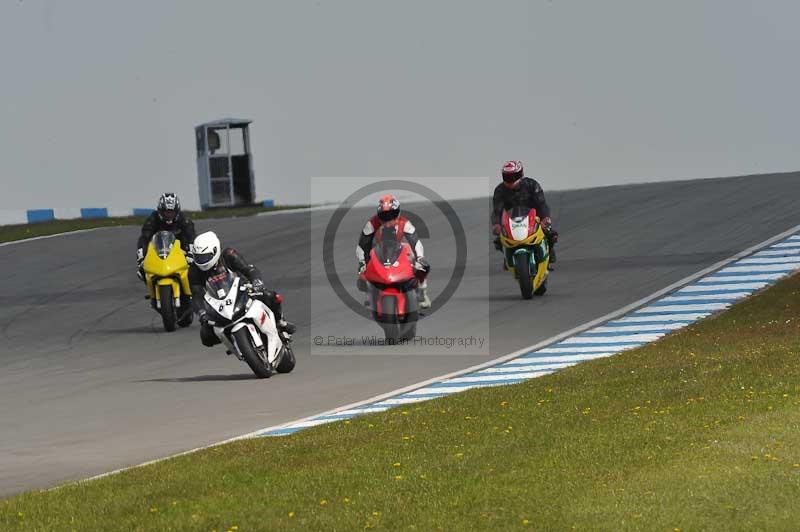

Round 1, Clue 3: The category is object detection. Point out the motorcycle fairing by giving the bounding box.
[205,274,283,365]
[143,231,191,305]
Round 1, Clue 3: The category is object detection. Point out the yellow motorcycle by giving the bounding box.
[499,206,550,299]
[143,231,193,331]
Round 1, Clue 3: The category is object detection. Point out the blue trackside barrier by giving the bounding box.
[132,208,152,217]
[262,199,275,207]
[26,209,55,224]
[80,208,108,219]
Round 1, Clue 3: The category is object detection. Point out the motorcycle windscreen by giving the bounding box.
[373,225,403,265]
[508,205,535,221]
[205,267,236,299]
[152,231,176,259]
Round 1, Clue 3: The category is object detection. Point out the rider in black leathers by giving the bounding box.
[136,193,196,280]
[491,160,558,265]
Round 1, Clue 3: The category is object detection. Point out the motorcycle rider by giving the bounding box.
[356,194,431,309]
[189,231,296,348]
[491,161,558,268]
[136,193,196,281]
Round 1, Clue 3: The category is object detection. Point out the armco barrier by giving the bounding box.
[79,208,109,219]
[26,209,56,224]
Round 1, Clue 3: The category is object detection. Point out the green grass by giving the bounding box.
[0,205,308,244]
[4,275,800,531]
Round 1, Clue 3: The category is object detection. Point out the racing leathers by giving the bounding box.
[136,211,196,279]
[189,248,292,347]
[491,177,558,264]
[356,215,431,308]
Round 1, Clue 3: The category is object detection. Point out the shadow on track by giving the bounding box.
[137,373,256,383]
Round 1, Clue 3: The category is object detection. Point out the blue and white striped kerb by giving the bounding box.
[260,232,800,437]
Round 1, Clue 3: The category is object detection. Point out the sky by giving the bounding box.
[1,0,799,210]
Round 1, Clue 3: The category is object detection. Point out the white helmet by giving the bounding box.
[193,231,221,271]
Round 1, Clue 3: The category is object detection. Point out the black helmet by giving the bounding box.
[157,193,181,225]
[501,160,524,187]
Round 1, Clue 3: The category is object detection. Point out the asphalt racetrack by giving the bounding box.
[1,174,798,496]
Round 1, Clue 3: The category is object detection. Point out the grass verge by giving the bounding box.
[4,275,800,530]
[0,205,308,244]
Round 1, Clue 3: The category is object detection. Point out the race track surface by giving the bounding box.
[0,173,798,496]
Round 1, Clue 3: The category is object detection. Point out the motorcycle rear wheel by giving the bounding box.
[233,327,272,379]
[159,285,177,331]
[276,345,296,373]
[514,253,534,300]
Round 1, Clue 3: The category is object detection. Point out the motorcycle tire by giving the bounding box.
[276,345,296,374]
[514,253,534,300]
[232,327,272,379]
[381,297,401,342]
[159,285,178,331]
[401,310,418,340]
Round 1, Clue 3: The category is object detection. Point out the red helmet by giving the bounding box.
[502,160,524,188]
[377,194,400,222]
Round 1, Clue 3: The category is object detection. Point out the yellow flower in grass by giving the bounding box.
[320,499,328,506]
[288,511,296,518]
[393,462,401,467]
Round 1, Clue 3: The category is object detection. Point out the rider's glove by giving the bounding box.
[251,279,265,291]
[540,217,558,242]
[492,224,502,236]
[198,310,210,327]
[185,244,195,264]
[358,261,367,275]
[414,257,431,274]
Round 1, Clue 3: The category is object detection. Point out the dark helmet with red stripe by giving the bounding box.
[377,194,400,222]
[501,160,524,188]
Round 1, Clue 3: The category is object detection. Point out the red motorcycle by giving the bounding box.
[359,223,422,341]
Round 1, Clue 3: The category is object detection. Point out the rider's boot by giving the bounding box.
[548,242,557,271]
[417,280,431,309]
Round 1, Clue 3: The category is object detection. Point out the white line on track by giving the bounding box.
[0,227,106,248]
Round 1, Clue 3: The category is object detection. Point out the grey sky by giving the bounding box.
[1,1,798,210]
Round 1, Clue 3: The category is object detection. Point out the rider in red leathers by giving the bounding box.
[357,194,431,309]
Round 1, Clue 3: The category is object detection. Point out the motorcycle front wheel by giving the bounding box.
[514,253,534,300]
[380,297,402,342]
[232,327,272,379]
[159,285,177,331]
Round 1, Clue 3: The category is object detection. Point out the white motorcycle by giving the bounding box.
[202,268,295,378]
